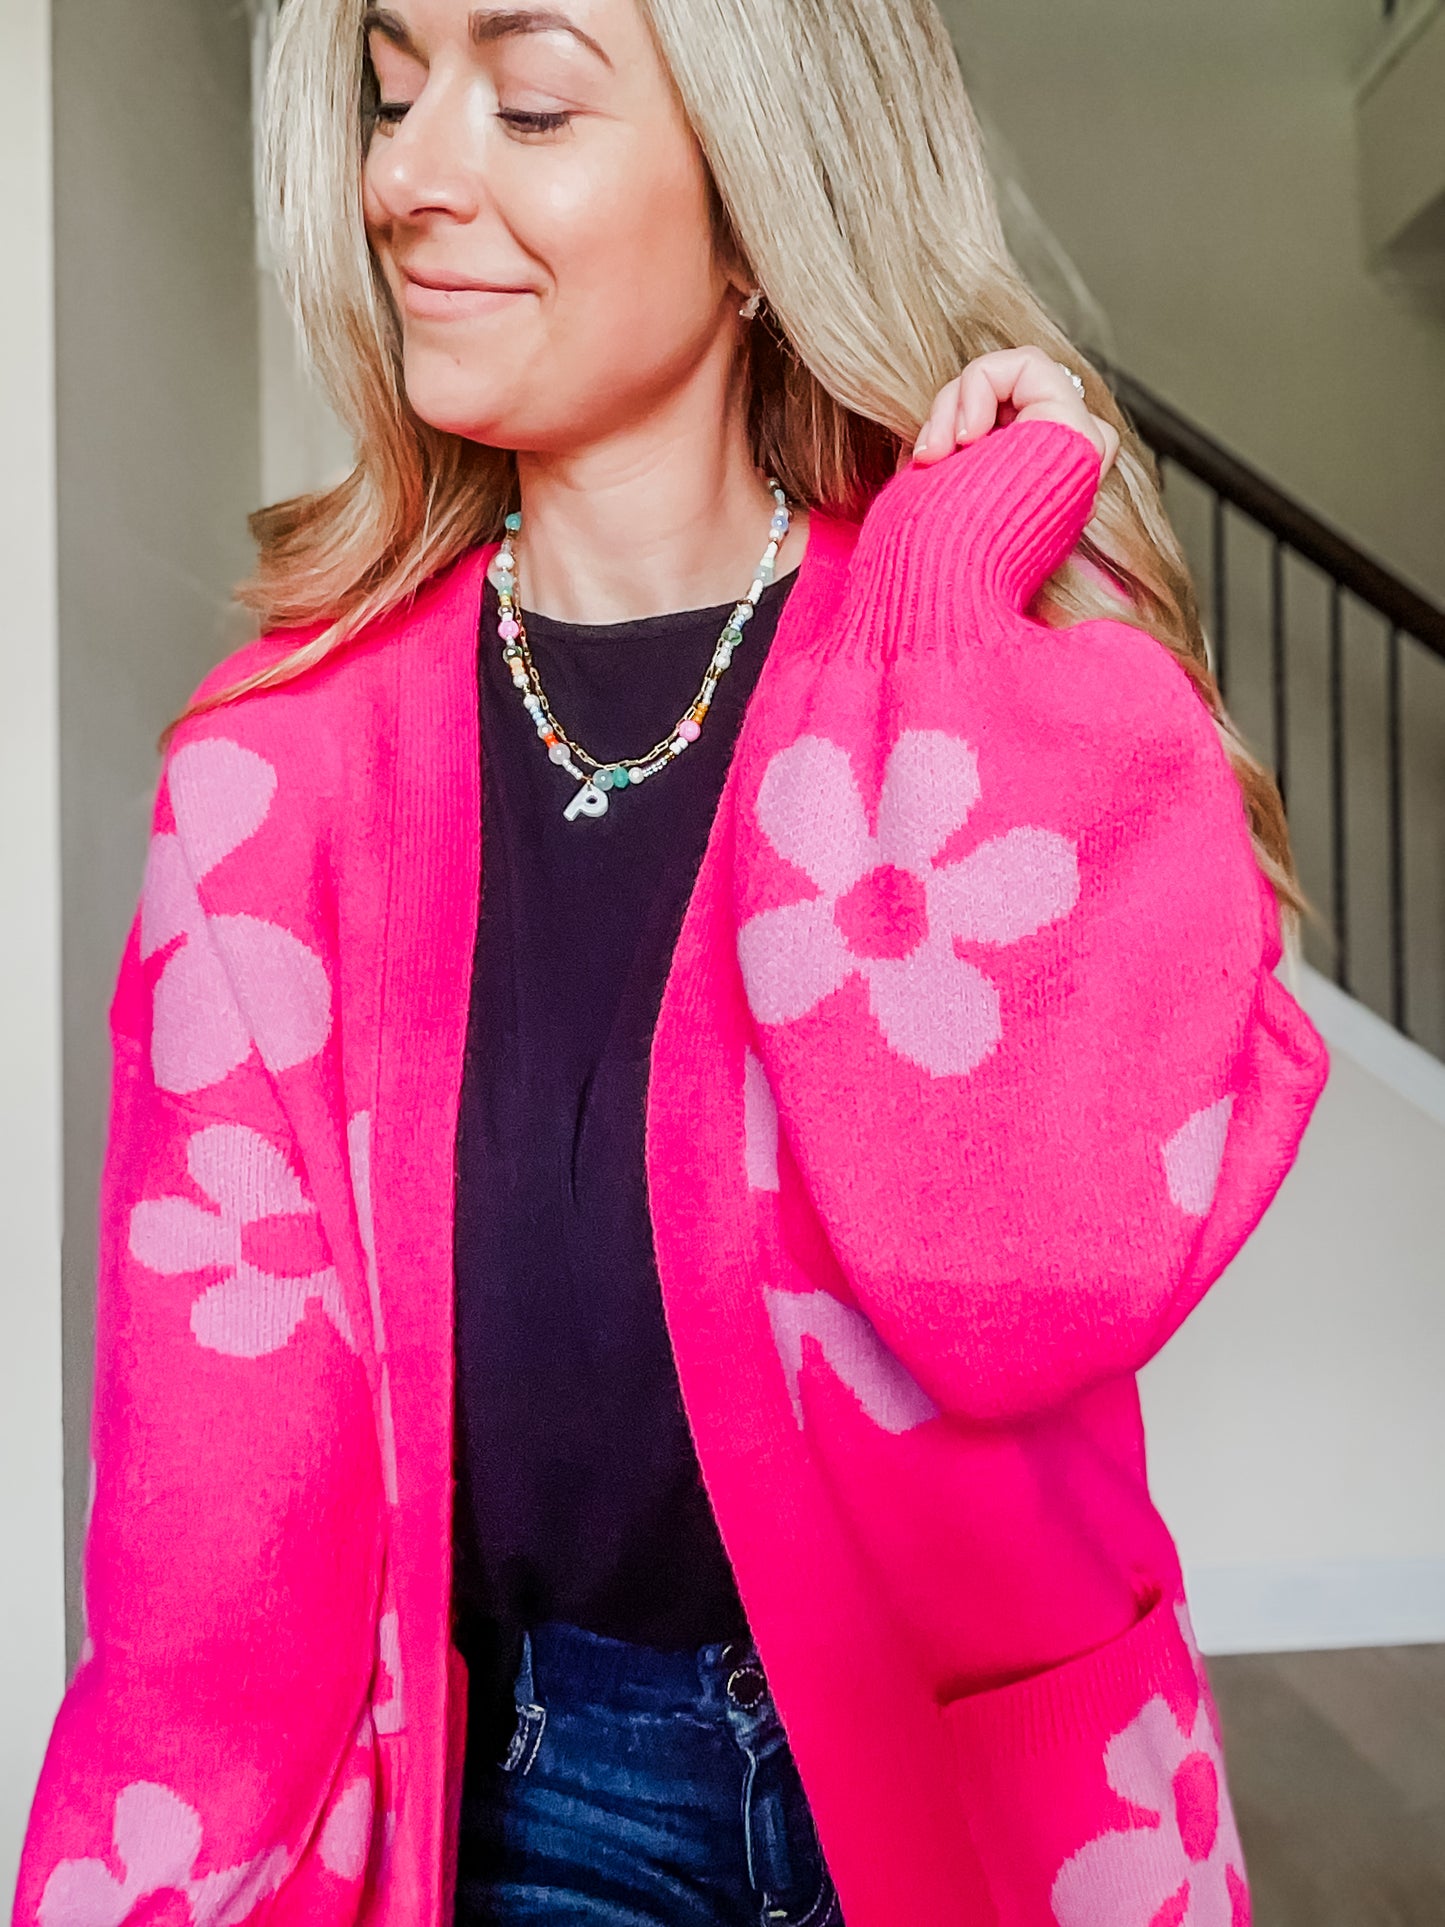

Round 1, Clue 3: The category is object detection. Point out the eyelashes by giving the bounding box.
[372,102,574,137]
[500,110,573,135]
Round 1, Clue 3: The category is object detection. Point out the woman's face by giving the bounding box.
[362,0,743,452]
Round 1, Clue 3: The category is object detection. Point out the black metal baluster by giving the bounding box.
[1211,494,1228,698]
[1270,538,1288,810]
[1386,624,1407,1034]
[1329,585,1348,991]
[1113,367,1445,1053]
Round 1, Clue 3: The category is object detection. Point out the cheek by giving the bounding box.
[544,135,720,314]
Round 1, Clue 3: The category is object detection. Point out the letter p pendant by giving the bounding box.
[564,782,610,822]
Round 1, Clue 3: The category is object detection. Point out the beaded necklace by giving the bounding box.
[492,482,793,821]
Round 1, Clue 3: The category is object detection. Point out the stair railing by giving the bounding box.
[1108,369,1445,1055]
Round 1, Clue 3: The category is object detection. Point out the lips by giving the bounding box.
[399,272,532,321]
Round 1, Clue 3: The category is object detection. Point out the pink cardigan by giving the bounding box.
[15,420,1328,1927]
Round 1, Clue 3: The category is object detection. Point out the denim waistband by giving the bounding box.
[520,1619,766,1721]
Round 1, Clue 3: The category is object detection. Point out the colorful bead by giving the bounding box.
[497,485,792,820]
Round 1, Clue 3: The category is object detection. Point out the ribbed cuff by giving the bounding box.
[847,417,1104,624]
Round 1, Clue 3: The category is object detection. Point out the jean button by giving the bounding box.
[726,1664,767,1709]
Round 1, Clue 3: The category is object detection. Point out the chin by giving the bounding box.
[404,348,562,448]
[402,363,519,447]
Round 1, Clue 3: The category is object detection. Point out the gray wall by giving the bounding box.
[2,0,66,1899]
[946,0,1445,1059]
[946,0,1445,605]
[53,0,260,1659]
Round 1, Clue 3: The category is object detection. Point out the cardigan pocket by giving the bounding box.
[941,1589,1250,1927]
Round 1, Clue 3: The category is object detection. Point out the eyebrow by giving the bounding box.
[361,6,613,70]
[471,8,613,67]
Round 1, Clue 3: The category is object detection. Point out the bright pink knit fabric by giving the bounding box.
[14,419,1328,1927]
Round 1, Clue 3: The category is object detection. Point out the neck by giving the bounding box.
[504,352,810,625]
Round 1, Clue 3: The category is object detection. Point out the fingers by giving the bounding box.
[912,346,1120,480]
[912,375,964,470]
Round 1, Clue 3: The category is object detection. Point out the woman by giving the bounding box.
[15,0,1328,1923]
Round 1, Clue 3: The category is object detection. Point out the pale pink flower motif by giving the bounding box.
[346,1111,400,1505]
[37,1781,287,1927]
[1051,1695,1247,1927]
[739,731,1079,1078]
[765,1287,939,1435]
[742,1049,781,1192]
[140,738,331,1097]
[372,1606,406,1736]
[318,1775,374,1883]
[1162,1098,1235,1216]
[129,1123,356,1359]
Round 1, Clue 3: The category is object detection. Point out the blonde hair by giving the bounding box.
[217,0,1300,916]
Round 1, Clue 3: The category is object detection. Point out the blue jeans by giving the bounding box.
[453,1621,844,1926]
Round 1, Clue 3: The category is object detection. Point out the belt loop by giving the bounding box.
[516,1628,536,1708]
[500,1629,547,1777]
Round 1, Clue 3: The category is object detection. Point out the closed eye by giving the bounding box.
[370,104,572,135]
[500,108,573,134]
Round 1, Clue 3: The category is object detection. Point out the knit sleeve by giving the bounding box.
[733,418,1329,1424]
[13,732,388,1927]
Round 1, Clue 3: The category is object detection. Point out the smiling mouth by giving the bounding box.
[399,275,533,320]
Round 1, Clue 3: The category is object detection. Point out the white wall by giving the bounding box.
[948,0,1445,606]
[0,0,66,1905]
[1142,964,1445,1654]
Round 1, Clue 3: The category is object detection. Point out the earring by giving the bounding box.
[739,288,764,320]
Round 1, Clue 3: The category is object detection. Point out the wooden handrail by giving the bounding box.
[1105,367,1445,663]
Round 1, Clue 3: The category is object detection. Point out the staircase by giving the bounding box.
[1111,371,1445,1063]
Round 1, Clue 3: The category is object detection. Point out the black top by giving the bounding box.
[452,557,799,1727]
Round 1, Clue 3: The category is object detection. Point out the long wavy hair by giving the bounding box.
[214,0,1300,915]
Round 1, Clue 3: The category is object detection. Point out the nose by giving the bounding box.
[367,80,482,227]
